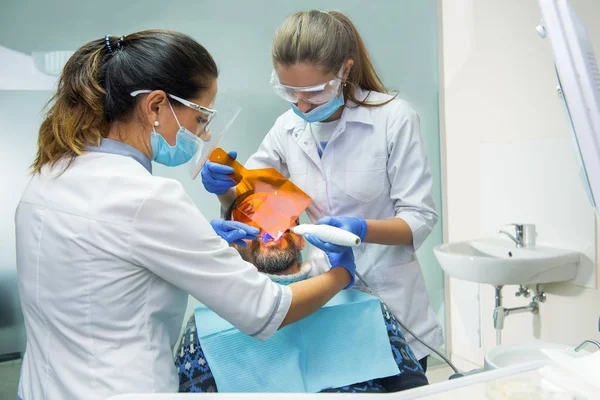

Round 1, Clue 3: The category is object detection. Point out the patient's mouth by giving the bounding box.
[261,230,291,244]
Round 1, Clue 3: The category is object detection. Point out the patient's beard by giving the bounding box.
[251,238,299,275]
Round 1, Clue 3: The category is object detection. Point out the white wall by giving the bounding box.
[441,0,600,370]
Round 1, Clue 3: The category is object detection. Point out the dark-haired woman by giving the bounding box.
[15,30,355,400]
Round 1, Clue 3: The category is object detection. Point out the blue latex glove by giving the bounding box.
[210,220,259,246]
[304,216,368,253]
[201,150,238,195]
[326,247,356,289]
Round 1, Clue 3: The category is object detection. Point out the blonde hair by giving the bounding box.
[271,10,395,107]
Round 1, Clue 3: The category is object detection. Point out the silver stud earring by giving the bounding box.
[154,121,160,127]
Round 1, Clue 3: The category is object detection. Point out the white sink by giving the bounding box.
[485,342,589,370]
[433,237,580,285]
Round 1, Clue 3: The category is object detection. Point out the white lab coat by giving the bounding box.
[246,88,443,359]
[15,150,291,400]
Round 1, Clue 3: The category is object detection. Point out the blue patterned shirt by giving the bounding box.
[175,300,428,393]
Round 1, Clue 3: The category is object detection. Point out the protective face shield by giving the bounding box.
[208,148,312,238]
[230,212,277,243]
[186,94,241,179]
[230,189,312,243]
[232,192,301,242]
[130,90,241,178]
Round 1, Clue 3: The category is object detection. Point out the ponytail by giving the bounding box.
[32,39,108,174]
[327,11,396,107]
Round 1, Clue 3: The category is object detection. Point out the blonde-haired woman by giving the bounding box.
[202,10,443,371]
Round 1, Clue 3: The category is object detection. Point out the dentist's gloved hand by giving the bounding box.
[210,220,259,246]
[326,247,356,289]
[304,216,368,253]
[201,150,238,195]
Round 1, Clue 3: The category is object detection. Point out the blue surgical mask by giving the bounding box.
[291,92,344,123]
[151,102,203,167]
[150,127,201,167]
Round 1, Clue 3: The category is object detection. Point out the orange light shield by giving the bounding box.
[209,148,312,238]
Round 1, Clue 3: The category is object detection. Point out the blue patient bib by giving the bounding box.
[194,290,399,393]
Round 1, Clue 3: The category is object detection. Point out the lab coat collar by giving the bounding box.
[343,87,375,126]
[281,87,375,131]
[88,138,152,174]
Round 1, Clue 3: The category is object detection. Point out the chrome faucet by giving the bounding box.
[574,339,600,352]
[498,224,537,248]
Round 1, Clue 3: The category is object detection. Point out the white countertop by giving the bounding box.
[106,359,600,399]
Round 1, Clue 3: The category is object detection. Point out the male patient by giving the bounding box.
[175,198,429,393]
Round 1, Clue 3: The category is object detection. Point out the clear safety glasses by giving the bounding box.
[130,89,241,180]
[130,90,218,135]
[270,64,345,105]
